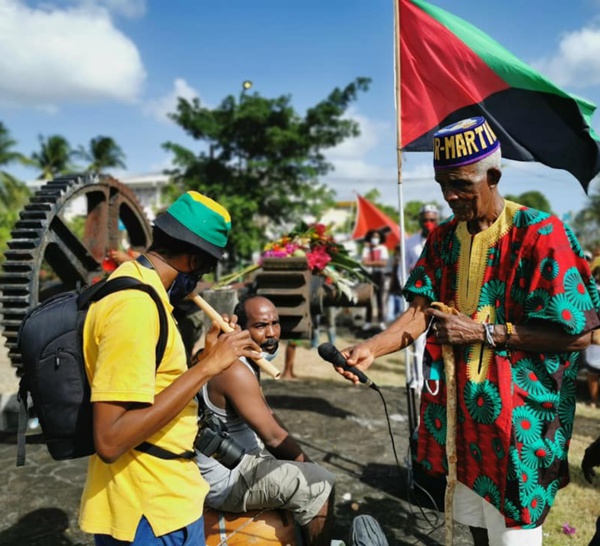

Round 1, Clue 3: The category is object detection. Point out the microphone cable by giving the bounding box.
[317,342,443,537]
[373,383,443,539]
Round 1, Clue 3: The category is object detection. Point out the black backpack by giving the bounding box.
[16,276,195,466]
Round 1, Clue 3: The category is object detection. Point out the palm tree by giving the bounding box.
[0,122,27,168]
[30,134,76,180]
[0,123,32,259]
[0,122,31,210]
[74,136,126,174]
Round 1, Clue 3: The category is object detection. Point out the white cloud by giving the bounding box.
[402,161,434,182]
[532,24,600,88]
[37,0,146,18]
[143,78,201,123]
[0,0,146,109]
[88,0,145,19]
[324,110,395,195]
[322,112,446,207]
[327,108,390,161]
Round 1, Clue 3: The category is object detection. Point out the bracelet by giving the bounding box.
[483,323,496,348]
[505,322,514,349]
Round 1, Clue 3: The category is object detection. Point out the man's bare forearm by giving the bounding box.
[364,300,429,358]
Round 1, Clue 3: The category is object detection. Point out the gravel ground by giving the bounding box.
[0,325,474,545]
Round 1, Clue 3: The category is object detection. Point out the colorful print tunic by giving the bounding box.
[403,201,600,528]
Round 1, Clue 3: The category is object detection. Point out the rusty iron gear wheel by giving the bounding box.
[0,174,153,371]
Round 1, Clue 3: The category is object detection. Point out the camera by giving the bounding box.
[195,410,245,469]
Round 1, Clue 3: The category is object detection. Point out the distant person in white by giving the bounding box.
[405,204,440,273]
[361,229,389,332]
[403,204,440,391]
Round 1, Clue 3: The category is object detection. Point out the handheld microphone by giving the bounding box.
[317,342,379,391]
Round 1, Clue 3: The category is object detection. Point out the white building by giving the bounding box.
[27,173,171,221]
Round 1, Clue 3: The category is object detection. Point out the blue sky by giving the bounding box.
[2,0,600,221]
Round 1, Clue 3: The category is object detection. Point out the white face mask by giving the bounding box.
[260,348,279,362]
[371,237,380,245]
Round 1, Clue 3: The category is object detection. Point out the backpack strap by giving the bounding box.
[82,277,195,461]
[16,382,30,467]
[134,442,196,460]
[78,277,168,366]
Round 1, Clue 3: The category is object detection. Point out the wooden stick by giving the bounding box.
[188,292,281,380]
[431,302,458,546]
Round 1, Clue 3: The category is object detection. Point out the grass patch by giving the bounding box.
[543,401,599,545]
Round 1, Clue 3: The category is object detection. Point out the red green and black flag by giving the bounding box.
[398,0,600,192]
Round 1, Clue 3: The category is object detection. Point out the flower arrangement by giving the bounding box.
[215,222,370,303]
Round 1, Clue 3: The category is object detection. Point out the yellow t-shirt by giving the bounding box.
[78,261,208,540]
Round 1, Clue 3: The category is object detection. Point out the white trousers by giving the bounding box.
[453,482,543,546]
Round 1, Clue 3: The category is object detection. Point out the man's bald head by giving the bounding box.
[234,296,276,328]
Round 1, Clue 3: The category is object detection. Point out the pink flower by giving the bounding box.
[306,246,331,271]
[262,249,289,259]
[562,523,576,535]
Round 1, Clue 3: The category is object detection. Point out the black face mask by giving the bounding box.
[168,272,199,305]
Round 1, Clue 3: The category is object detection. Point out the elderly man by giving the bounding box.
[196,295,336,546]
[338,117,600,546]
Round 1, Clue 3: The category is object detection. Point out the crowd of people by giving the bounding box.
[77,115,600,546]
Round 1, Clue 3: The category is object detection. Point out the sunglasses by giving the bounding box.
[189,254,218,276]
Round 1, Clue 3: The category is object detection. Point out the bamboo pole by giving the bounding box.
[188,292,281,380]
[393,0,406,289]
[431,302,458,546]
[394,0,420,445]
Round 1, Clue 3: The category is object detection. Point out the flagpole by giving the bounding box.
[394,0,407,293]
[394,0,419,451]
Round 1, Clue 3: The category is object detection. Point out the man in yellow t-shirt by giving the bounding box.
[79,191,262,545]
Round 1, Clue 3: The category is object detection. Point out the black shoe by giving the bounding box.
[589,515,600,546]
[349,514,389,546]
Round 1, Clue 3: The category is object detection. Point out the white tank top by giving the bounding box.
[196,358,262,506]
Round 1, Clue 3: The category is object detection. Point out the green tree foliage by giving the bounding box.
[0,123,31,260]
[403,201,425,234]
[571,181,600,251]
[74,136,127,174]
[163,78,371,261]
[30,134,77,180]
[503,190,552,213]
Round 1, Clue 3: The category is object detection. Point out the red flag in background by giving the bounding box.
[351,194,401,250]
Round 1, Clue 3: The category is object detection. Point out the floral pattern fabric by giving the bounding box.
[403,201,600,529]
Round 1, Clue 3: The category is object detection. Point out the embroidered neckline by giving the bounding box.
[455,200,519,316]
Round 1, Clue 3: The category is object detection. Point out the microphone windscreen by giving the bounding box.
[317,342,336,361]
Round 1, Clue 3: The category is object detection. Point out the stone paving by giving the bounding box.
[0,336,471,546]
